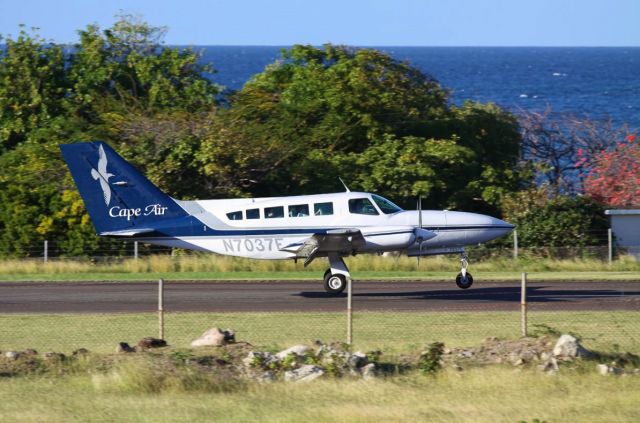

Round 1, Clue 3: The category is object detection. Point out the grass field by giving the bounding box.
[0,253,639,281]
[2,311,639,354]
[2,289,639,422]
[0,365,638,422]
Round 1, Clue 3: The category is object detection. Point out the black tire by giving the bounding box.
[455,272,473,289]
[324,272,347,294]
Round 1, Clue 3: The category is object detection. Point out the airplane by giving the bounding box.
[60,141,515,294]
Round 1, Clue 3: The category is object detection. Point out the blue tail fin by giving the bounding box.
[60,141,190,235]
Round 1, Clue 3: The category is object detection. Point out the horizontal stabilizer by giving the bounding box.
[99,228,156,237]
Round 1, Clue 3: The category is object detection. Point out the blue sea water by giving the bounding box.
[198,46,640,128]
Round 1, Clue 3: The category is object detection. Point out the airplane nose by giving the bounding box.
[489,217,515,238]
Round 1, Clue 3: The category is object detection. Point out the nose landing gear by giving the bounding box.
[455,252,473,289]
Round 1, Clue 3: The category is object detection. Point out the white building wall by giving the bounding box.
[605,210,640,259]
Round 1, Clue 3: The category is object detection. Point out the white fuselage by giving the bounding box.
[137,191,513,259]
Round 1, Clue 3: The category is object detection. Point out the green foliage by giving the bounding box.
[200,44,524,212]
[1,17,589,257]
[0,26,67,152]
[0,15,220,256]
[502,190,608,248]
[418,342,445,374]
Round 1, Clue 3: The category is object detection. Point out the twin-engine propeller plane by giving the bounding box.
[60,141,515,294]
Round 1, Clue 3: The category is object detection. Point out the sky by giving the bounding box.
[1,0,639,46]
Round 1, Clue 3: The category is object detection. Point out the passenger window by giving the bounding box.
[348,198,379,215]
[226,211,243,220]
[246,208,260,219]
[314,202,334,216]
[288,204,309,217]
[264,206,284,219]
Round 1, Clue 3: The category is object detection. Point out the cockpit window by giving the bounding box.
[372,194,403,214]
[348,198,379,215]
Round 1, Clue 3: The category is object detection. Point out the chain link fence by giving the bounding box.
[1,278,638,355]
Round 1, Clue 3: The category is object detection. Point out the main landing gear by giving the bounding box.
[455,252,473,289]
[323,253,351,294]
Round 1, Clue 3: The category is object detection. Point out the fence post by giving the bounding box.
[513,230,518,259]
[347,277,353,346]
[521,272,527,337]
[134,241,139,260]
[43,240,48,263]
[608,228,613,265]
[158,279,165,340]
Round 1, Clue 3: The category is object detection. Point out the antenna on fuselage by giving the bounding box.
[338,177,351,192]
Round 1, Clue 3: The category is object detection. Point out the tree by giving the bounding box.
[518,107,628,196]
[0,27,67,152]
[579,134,640,208]
[0,16,222,256]
[198,44,524,211]
[501,188,608,248]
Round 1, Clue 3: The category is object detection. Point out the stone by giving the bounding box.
[596,364,610,375]
[538,357,559,373]
[4,351,20,360]
[72,348,89,357]
[191,328,235,347]
[284,365,324,382]
[513,358,526,366]
[137,337,167,350]
[276,345,311,360]
[552,335,592,358]
[23,349,38,356]
[361,363,376,380]
[117,342,135,353]
[347,352,368,370]
[43,352,65,362]
[610,367,625,375]
[458,350,474,359]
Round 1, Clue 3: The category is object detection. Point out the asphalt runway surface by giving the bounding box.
[0,280,639,313]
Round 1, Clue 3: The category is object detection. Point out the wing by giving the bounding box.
[97,144,108,175]
[99,178,111,205]
[280,229,366,267]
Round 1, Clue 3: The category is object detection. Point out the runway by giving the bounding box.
[0,280,639,313]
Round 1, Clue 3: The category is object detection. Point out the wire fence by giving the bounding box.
[1,278,638,355]
[7,227,634,263]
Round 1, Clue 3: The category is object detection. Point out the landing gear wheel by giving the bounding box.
[324,272,347,294]
[456,272,474,289]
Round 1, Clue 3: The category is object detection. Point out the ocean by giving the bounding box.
[199,46,640,129]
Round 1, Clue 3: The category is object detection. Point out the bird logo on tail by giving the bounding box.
[90,144,114,205]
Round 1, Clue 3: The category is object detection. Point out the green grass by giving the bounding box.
[0,253,639,281]
[2,309,639,422]
[0,366,638,422]
[2,311,639,354]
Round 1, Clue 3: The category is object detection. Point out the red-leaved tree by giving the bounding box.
[578,134,640,208]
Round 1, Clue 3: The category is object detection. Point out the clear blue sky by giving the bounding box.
[1,0,639,46]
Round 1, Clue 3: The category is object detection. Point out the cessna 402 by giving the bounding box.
[60,141,514,294]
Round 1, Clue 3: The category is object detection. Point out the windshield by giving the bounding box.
[372,194,403,214]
